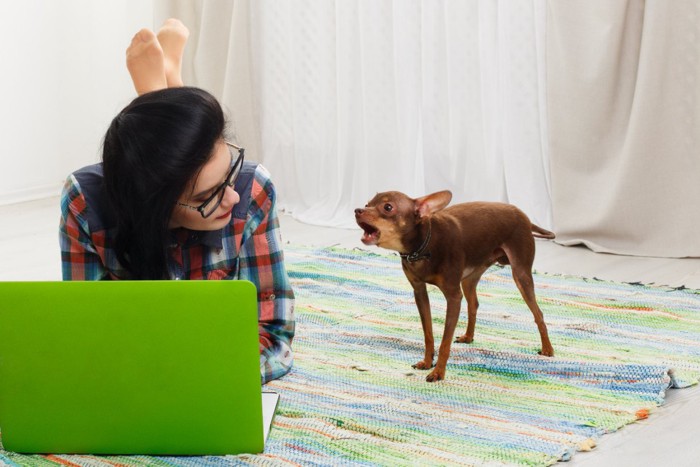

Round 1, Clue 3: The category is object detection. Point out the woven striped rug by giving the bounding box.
[2,245,700,466]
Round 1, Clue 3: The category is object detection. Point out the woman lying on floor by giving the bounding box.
[59,19,294,384]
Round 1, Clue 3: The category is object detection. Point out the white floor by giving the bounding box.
[2,196,700,465]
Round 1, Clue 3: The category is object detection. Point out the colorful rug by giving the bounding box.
[2,245,700,466]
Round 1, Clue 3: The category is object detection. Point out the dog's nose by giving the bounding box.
[354,208,364,216]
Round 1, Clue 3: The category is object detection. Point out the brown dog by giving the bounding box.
[354,190,555,382]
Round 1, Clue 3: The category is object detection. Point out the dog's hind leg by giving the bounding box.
[502,245,554,357]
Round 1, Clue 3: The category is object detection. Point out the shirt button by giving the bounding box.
[269,293,276,300]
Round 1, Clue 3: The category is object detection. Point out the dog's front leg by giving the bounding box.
[426,285,463,382]
[410,281,434,371]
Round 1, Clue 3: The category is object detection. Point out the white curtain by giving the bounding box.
[0,0,153,205]
[157,0,551,229]
[547,0,700,257]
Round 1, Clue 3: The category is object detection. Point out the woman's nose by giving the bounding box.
[221,185,240,210]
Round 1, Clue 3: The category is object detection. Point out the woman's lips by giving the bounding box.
[216,209,232,220]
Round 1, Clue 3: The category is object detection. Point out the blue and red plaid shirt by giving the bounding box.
[59,161,294,384]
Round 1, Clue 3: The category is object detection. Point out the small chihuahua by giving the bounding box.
[355,190,555,382]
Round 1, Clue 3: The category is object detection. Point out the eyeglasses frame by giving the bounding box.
[176,141,245,218]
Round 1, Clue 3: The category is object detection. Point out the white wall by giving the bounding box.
[0,0,155,205]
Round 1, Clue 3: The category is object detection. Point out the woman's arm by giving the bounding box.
[59,175,108,281]
[237,165,295,384]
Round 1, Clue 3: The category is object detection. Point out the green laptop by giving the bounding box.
[0,280,278,455]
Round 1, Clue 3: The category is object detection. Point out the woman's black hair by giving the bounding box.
[102,86,226,279]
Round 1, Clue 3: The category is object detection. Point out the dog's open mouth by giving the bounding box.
[358,222,380,245]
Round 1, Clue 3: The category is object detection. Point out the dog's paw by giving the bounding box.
[426,368,445,382]
[539,348,554,357]
[412,360,433,370]
[455,335,473,344]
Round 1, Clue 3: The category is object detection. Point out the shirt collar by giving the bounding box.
[169,227,224,250]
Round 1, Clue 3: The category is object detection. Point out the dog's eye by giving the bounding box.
[383,203,393,212]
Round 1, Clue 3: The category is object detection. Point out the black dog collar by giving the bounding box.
[400,222,432,263]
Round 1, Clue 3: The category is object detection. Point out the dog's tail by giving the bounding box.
[532,224,556,239]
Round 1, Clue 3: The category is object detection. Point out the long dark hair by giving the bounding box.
[102,87,226,279]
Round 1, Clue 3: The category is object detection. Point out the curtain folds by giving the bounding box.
[157,0,551,229]
[155,0,699,257]
[547,0,700,257]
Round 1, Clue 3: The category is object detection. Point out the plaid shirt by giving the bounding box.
[59,161,294,384]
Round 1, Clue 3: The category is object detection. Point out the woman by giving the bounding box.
[59,20,294,384]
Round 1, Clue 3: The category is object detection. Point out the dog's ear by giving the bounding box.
[415,191,452,218]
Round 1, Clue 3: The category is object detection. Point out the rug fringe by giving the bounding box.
[577,438,597,452]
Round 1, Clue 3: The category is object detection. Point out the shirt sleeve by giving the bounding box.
[237,165,295,384]
[59,175,108,281]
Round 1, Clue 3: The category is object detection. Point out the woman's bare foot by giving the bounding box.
[126,28,167,95]
[157,18,190,88]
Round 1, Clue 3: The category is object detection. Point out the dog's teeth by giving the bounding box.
[361,230,379,245]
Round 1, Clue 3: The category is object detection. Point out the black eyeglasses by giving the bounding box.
[176,141,245,218]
